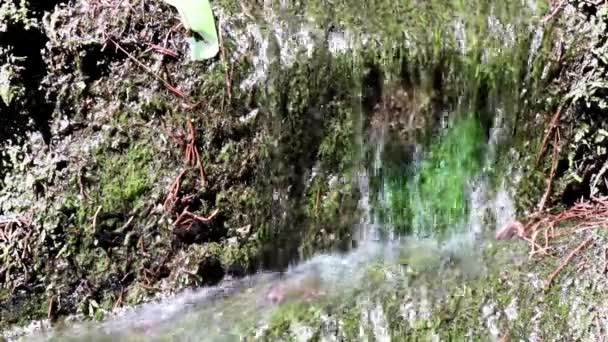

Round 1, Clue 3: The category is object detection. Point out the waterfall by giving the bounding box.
[7,0,558,341]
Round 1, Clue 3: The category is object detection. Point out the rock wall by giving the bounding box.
[0,0,360,328]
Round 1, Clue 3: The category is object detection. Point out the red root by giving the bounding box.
[173,208,220,230]
[495,221,527,240]
[184,120,207,186]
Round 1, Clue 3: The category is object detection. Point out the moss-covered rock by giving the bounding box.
[0,0,601,337]
[251,236,608,341]
[0,0,362,328]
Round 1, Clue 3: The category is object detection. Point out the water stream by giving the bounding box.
[12,0,556,340]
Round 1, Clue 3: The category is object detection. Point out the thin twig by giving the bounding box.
[545,236,594,289]
[603,245,608,275]
[78,169,91,200]
[113,288,124,311]
[218,18,232,110]
[315,188,321,217]
[47,296,55,320]
[120,216,134,231]
[139,282,162,292]
[597,315,606,342]
[137,237,149,257]
[146,43,179,58]
[107,37,189,100]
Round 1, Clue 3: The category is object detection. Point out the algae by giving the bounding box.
[381,117,485,236]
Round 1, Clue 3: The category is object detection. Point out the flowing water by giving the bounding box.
[13,0,558,340]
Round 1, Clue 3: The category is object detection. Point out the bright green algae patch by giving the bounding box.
[381,117,485,235]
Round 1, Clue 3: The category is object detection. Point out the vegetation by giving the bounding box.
[1,0,607,339]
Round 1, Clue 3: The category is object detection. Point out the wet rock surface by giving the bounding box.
[3,0,608,340]
[0,0,359,330]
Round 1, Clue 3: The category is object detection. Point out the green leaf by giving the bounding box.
[163,0,219,60]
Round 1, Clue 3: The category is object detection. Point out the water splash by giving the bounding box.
[23,235,489,341]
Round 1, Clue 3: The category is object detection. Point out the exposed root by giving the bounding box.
[161,117,216,234]
[536,107,562,167]
[173,208,220,231]
[526,196,608,243]
[163,167,218,232]
[516,196,608,287]
[184,119,207,186]
[162,119,207,194]
[163,169,186,212]
[537,131,560,213]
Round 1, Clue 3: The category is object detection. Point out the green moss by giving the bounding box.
[340,306,362,340]
[264,302,326,340]
[318,107,356,171]
[0,0,571,331]
[219,241,259,273]
[65,142,157,230]
[96,143,155,212]
[0,293,48,329]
